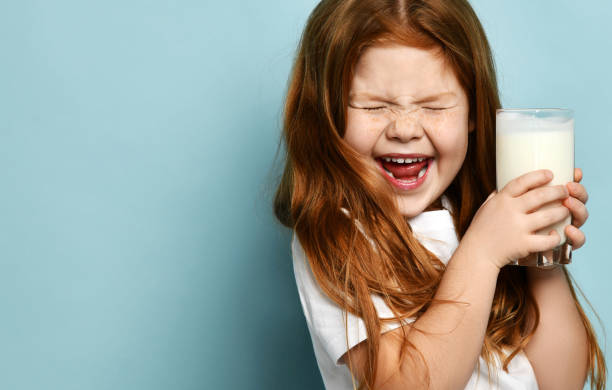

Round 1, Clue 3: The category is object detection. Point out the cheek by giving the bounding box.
[344,112,386,155]
[425,111,469,158]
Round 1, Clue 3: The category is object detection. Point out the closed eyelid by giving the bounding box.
[349,98,398,108]
[423,104,458,110]
[348,103,458,115]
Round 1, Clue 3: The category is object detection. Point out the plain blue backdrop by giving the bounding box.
[0,1,610,389]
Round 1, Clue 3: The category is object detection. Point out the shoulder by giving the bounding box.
[291,232,308,268]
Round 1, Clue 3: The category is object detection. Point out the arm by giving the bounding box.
[341,242,501,389]
[523,266,588,390]
[341,170,570,389]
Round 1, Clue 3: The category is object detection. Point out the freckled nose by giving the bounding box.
[386,113,424,142]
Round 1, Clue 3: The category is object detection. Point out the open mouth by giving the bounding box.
[376,156,433,189]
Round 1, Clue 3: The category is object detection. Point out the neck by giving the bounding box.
[424,197,444,212]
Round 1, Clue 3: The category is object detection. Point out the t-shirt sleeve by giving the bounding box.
[291,234,415,366]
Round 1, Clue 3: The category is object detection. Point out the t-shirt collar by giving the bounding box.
[406,195,458,265]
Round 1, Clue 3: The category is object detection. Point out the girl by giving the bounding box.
[273,0,606,389]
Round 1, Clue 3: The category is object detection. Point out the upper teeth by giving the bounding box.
[382,157,427,163]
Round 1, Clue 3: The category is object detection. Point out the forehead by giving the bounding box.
[350,44,461,99]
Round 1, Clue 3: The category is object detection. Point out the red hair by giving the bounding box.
[273,0,606,388]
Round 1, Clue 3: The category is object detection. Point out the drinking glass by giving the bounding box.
[496,108,574,268]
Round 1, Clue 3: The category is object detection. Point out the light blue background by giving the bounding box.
[0,1,609,389]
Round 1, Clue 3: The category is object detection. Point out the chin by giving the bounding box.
[399,209,423,218]
[396,198,428,218]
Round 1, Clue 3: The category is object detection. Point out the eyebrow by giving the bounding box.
[349,91,457,104]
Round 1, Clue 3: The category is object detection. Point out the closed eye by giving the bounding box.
[348,104,386,112]
[423,104,458,111]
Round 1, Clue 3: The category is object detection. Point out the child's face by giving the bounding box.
[344,44,473,217]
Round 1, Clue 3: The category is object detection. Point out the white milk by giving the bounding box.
[496,111,574,245]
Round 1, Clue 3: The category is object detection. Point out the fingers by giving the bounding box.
[520,185,569,213]
[566,182,588,205]
[528,229,563,252]
[563,196,589,228]
[526,203,570,232]
[574,167,583,183]
[565,224,586,250]
[503,169,553,198]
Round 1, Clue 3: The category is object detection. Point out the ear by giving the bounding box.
[468,117,475,133]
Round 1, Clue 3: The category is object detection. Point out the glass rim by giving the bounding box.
[496,108,573,115]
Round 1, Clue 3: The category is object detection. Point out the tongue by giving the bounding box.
[381,159,428,180]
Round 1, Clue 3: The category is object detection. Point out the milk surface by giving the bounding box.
[496,111,574,245]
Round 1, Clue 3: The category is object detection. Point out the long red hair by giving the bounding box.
[273,0,606,388]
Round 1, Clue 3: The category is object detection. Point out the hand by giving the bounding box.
[461,169,570,270]
[562,167,589,250]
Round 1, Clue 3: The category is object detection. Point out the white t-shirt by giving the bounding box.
[291,197,539,389]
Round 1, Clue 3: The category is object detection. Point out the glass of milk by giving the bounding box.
[496,108,574,268]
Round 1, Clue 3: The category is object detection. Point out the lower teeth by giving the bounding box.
[417,165,427,178]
